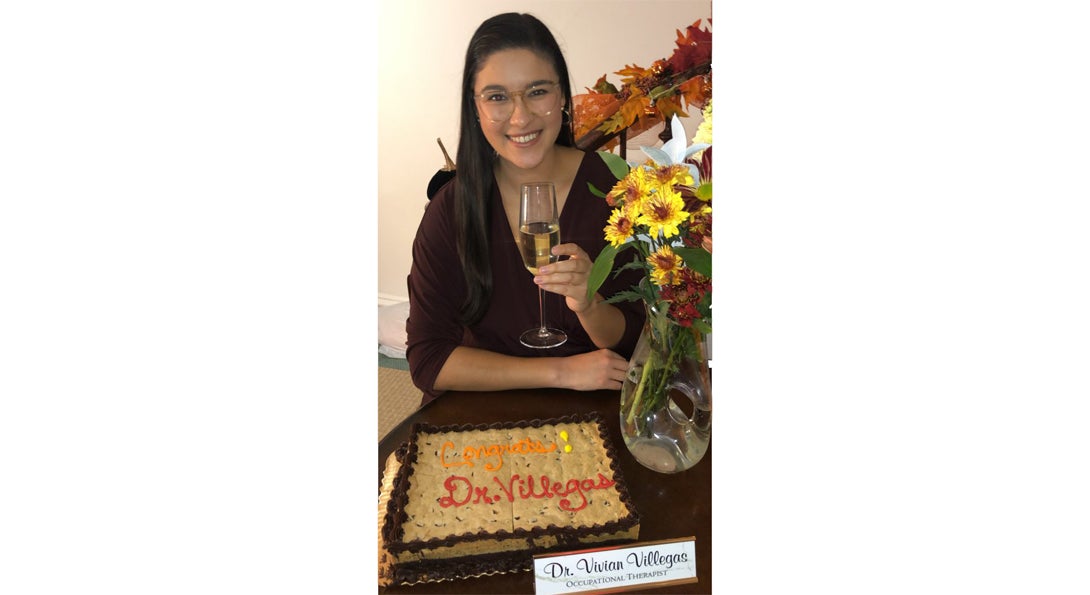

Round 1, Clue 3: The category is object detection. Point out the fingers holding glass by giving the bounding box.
[534,242,593,312]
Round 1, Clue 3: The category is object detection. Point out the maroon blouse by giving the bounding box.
[405,152,646,403]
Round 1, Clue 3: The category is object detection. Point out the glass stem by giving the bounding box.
[538,287,547,333]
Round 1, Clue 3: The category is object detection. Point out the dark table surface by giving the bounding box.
[378,388,712,594]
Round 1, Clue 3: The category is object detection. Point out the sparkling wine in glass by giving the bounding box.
[518,182,567,349]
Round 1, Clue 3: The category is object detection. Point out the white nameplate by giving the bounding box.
[533,537,697,595]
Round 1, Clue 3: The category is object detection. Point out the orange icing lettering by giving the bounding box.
[440,441,471,469]
[438,436,557,471]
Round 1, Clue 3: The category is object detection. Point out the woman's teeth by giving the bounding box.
[510,132,539,143]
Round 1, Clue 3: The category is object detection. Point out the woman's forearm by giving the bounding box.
[574,294,628,350]
[433,346,561,392]
[432,341,631,394]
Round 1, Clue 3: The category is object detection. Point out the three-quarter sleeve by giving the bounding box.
[404,184,465,401]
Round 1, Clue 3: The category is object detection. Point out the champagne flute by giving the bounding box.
[518,182,567,349]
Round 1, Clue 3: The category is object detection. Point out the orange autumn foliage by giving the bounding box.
[573,19,712,147]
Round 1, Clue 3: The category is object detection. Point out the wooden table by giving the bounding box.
[378,388,712,594]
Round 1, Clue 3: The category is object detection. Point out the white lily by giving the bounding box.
[639,114,710,182]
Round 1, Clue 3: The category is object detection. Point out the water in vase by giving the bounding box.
[620,376,711,474]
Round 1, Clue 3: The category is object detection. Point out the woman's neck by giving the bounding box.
[493,145,582,221]
[494,146,573,187]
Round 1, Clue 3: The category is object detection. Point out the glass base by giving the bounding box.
[519,327,567,349]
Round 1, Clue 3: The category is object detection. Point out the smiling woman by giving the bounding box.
[376,0,712,305]
[401,12,648,405]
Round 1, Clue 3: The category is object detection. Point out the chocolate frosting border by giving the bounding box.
[386,535,638,586]
[380,412,640,555]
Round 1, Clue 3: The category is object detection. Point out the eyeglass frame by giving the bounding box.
[472,81,563,123]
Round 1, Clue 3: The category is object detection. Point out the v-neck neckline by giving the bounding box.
[494,151,588,247]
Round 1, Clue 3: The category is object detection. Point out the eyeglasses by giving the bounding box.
[473,82,562,123]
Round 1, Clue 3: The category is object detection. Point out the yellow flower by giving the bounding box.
[637,184,689,239]
[606,166,650,209]
[603,206,637,247]
[647,245,683,286]
[647,163,693,191]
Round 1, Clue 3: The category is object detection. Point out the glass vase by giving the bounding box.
[619,304,712,473]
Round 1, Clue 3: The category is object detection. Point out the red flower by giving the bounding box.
[659,268,711,327]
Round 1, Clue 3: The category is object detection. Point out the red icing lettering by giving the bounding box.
[473,485,491,504]
[438,476,499,508]
[453,473,616,512]
[438,475,472,508]
[518,474,554,500]
[492,476,515,502]
[560,478,587,511]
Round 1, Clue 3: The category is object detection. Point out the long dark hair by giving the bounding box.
[454,13,576,325]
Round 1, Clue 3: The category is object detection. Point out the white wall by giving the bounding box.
[377,0,713,303]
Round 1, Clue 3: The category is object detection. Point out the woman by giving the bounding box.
[406,13,645,404]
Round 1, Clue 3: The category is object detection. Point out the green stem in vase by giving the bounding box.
[625,353,656,426]
[628,311,683,429]
[652,332,678,398]
[644,321,702,424]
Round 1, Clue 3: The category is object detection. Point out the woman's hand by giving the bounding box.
[536,241,629,351]
[558,349,629,391]
[534,242,596,313]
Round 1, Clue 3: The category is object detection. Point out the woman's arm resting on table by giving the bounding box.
[434,345,629,392]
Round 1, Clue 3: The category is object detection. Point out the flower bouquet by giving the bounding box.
[587,110,713,473]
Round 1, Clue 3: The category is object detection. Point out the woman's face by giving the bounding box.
[472,48,565,172]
